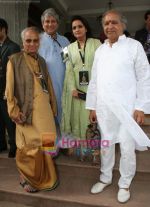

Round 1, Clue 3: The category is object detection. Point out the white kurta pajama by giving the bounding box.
[86,35,150,188]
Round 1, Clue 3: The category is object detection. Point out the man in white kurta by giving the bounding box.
[86,10,150,203]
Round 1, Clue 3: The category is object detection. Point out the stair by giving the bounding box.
[0,151,150,207]
[0,201,33,207]
[0,115,150,207]
[142,114,150,137]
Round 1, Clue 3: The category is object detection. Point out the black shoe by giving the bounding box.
[8,148,16,158]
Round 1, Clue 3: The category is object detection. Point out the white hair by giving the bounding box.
[41,8,59,24]
[21,26,40,41]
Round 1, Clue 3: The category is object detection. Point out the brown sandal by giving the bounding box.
[20,178,38,193]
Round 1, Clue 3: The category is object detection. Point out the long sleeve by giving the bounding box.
[64,53,76,92]
[5,60,20,119]
[61,51,76,133]
[134,42,150,113]
[86,52,98,110]
[62,47,76,110]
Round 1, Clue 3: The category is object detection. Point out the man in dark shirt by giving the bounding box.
[135,10,150,63]
[0,18,20,157]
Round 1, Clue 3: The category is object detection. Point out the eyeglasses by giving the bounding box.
[24,39,39,44]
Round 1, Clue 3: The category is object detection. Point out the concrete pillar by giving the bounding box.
[0,0,30,45]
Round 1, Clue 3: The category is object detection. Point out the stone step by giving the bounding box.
[57,147,150,173]
[0,201,33,207]
[0,145,150,174]
[0,155,150,207]
[114,145,150,173]
[143,114,150,126]
[140,114,150,137]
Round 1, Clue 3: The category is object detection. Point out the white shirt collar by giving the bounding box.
[105,34,126,45]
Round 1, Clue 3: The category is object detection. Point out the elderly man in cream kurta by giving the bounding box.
[5,27,58,193]
[86,10,150,203]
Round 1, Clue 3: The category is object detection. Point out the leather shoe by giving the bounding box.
[117,188,130,203]
[91,182,111,194]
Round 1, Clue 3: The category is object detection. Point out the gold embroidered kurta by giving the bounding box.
[6,53,57,190]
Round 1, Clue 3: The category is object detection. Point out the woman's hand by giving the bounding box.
[72,89,79,98]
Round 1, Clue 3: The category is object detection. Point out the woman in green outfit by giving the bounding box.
[61,16,101,159]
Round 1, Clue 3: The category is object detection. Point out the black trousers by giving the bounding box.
[0,99,16,151]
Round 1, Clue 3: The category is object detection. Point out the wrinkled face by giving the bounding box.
[146,15,150,31]
[103,12,124,44]
[72,20,87,40]
[23,30,40,54]
[42,15,58,36]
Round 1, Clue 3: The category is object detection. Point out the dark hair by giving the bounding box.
[64,32,75,43]
[144,10,150,20]
[71,15,92,38]
[0,18,8,34]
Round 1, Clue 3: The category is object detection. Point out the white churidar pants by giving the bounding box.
[100,132,136,188]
